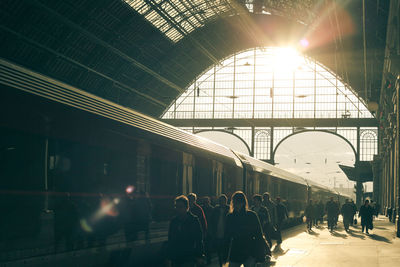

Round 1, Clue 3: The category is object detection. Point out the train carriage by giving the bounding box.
[0,58,349,265]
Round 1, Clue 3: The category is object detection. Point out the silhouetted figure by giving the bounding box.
[251,194,272,247]
[224,191,270,267]
[132,190,152,242]
[350,199,357,226]
[359,199,374,234]
[275,197,288,250]
[54,193,79,252]
[210,195,229,267]
[305,200,314,231]
[316,200,325,224]
[326,197,338,232]
[200,196,214,265]
[167,195,204,267]
[188,193,207,239]
[341,199,354,231]
[121,190,138,242]
[334,200,340,227]
[262,192,277,244]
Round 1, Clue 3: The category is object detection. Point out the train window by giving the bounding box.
[48,139,137,194]
[213,161,223,196]
[0,128,45,241]
[0,128,45,190]
[182,153,194,195]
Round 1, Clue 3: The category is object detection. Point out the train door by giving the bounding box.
[246,170,254,197]
[213,160,223,196]
[254,173,260,195]
[182,152,194,195]
[136,141,151,193]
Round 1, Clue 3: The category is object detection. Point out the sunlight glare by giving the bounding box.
[271,47,302,71]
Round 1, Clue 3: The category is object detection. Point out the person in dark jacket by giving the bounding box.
[210,194,230,267]
[251,194,272,247]
[167,195,204,267]
[341,199,354,231]
[305,200,314,231]
[316,200,325,225]
[262,192,277,226]
[275,197,288,250]
[188,193,207,238]
[359,199,374,234]
[350,199,358,226]
[325,197,339,232]
[200,196,214,265]
[224,191,269,267]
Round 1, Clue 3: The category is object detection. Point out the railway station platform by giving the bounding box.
[211,216,400,267]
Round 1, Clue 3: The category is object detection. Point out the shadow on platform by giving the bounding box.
[368,233,392,243]
[348,230,366,239]
[307,230,320,236]
[330,231,348,239]
[373,226,389,230]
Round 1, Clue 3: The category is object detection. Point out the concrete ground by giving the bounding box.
[212,216,400,267]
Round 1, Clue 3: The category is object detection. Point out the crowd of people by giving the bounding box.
[304,197,378,234]
[166,192,381,267]
[166,191,288,267]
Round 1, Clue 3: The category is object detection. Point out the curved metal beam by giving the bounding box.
[194,129,252,155]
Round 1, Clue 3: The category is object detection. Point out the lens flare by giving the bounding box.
[126,185,135,194]
[300,39,309,48]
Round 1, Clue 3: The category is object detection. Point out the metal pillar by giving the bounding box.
[251,126,255,157]
[396,79,400,237]
[356,127,362,207]
[270,127,274,164]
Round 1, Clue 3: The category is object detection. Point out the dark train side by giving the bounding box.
[0,59,348,265]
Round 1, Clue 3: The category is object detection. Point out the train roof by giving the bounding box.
[0,59,242,167]
[304,179,336,193]
[235,152,308,186]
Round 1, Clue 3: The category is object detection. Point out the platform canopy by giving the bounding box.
[339,162,373,183]
[0,0,389,117]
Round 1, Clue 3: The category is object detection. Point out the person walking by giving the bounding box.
[359,199,374,234]
[305,200,314,231]
[341,199,354,232]
[316,200,325,225]
[350,199,358,226]
[167,195,204,267]
[326,197,339,232]
[251,194,272,247]
[210,195,229,267]
[187,193,207,239]
[224,191,270,267]
[275,197,288,251]
[200,196,214,265]
[262,192,277,244]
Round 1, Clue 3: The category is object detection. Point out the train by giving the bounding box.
[0,59,351,265]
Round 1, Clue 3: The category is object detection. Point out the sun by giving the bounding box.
[271,47,302,71]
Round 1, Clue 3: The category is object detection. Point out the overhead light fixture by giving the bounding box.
[244,62,251,66]
[224,127,237,131]
[226,95,239,99]
[295,94,308,98]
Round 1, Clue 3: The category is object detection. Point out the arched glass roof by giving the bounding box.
[123,1,317,42]
[162,47,374,119]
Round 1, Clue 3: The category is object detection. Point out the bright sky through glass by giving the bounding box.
[274,131,355,190]
[162,47,377,192]
[163,47,373,120]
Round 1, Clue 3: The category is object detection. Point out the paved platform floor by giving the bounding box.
[213,216,400,267]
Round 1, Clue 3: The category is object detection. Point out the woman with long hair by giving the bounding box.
[224,191,270,267]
